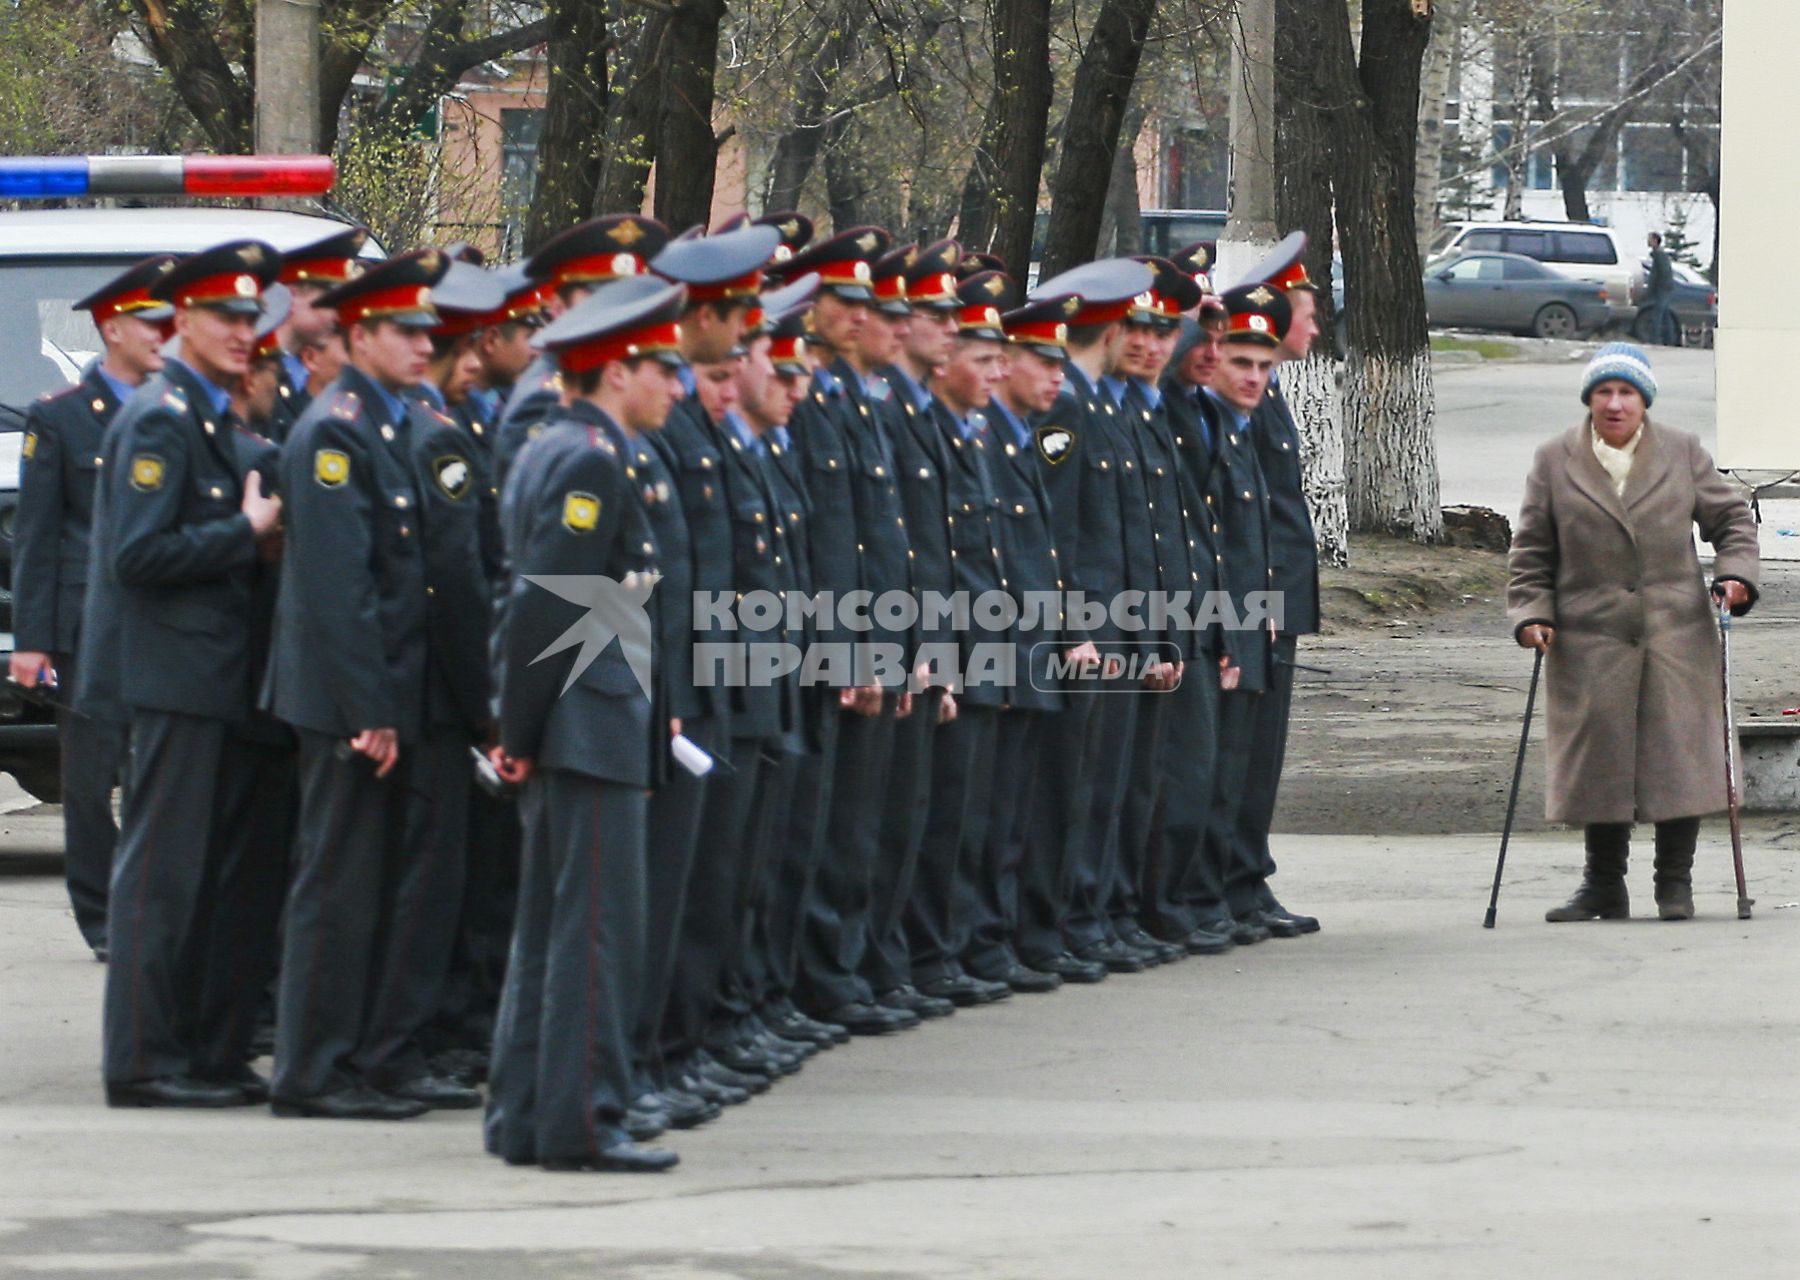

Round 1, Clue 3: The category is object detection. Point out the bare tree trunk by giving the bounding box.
[1312,0,1442,542]
[760,24,845,214]
[1413,0,1458,257]
[525,0,609,253]
[1099,99,1148,256]
[595,13,669,215]
[129,0,255,151]
[1039,0,1158,278]
[1275,0,1349,564]
[955,0,1054,273]
[822,112,869,229]
[651,0,726,232]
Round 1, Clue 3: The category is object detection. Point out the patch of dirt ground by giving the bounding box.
[1274,537,1800,835]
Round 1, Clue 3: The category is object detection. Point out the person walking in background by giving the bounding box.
[1641,232,1679,347]
[1508,343,1758,923]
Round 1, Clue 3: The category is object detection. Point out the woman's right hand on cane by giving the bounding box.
[1517,624,1555,652]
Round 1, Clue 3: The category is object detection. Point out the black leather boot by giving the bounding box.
[1652,817,1700,920]
[1546,823,1631,922]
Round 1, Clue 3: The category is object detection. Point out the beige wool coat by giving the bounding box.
[1507,419,1760,824]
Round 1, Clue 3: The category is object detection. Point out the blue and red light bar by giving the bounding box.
[0,155,335,200]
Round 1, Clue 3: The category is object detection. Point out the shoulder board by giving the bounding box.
[161,389,188,413]
[868,378,893,403]
[328,391,359,421]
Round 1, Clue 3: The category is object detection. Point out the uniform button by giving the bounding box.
[381,425,395,441]
[93,456,103,466]
[730,437,742,451]
[642,542,654,554]
[963,503,973,513]
[919,467,930,478]
[1281,442,1291,451]
[1242,490,1252,500]
[638,452,650,465]
[754,511,765,523]
[701,456,714,469]
[91,398,105,412]
[1212,524,1221,534]
[209,485,223,498]
[875,466,885,477]
[828,459,839,469]
[790,512,801,522]
[1050,549,1058,558]
[400,525,412,537]
[896,517,905,527]
[426,585,436,597]
[1100,460,1110,470]
[1205,495,1214,505]
[1125,460,1134,470]
[1228,434,1238,446]
[203,421,216,435]
[1216,555,1223,563]
[396,495,410,509]
[625,467,638,479]
[857,543,865,553]
[1015,504,1026,515]
[703,485,714,500]
[950,549,958,558]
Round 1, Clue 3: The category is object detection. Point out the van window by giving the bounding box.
[1428,226,1462,255]
[1461,230,1504,252]
[1503,230,1550,258]
[1550,231,1617,264]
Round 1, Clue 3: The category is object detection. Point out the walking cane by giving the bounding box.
[1483,647,1544,928]
[1717,600,1755,920]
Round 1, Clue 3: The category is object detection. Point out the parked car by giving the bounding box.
[1426,220,1639,325]
[1422,250,1612,339]
[0,198,381,801]
[1629,261,1718,347]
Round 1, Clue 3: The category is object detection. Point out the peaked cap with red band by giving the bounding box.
[527,215,671,295]
[651,223,781,306]
[1218,283,1292,347]
[1030,258,1154,328]
[154,240,282,315]
[955,270,1016,341]
[1128,255,1203,327]
[869,244,917,317]
[1003,292,1083,361]
[903,239,962,313]
[317,248,450,329]
[75,255,178,325]
[1233,229,1316,294]
[954,249,1007,281]
[429,260,508,339]
[769,226,891,301]
[533,275,688,375]
[278,225,368,287]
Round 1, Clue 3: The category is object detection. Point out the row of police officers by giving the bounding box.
[11,209,1326,1173]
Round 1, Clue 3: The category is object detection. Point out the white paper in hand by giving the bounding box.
[671,733,714,777]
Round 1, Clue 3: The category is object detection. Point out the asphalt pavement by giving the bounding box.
[2,797,1797,1278]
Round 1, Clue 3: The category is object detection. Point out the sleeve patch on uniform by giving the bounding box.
[21,432,36,461]
[314,448,350,488]
[1036,425,1074,464]
[562,491,601,533]
[433,455,471,501]
[129,454,165,492]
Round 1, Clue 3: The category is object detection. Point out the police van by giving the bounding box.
[0,155,378,800]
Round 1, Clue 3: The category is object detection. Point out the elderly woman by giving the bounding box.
[1508,343,1759,922]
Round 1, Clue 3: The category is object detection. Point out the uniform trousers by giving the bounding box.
[1199,687,1262,930]
[962,708,1047,979]
[662,731,759,1062]
[1143,668,1220,940]
[1016,694,1097,966]
[636,714,718,1079]
[102,709,243,1084]
[861,689,937,996]
[1224,634,1297,915]
[762,710,837,1006]
[485,770,643,1164]
[797,698,897,1012]
[1063,688,1139,950]
[691,741,777,1051]
[55,650,127,951]
[1109,688,1170,935]
[432,785,521,1048]
[190,731,296,1075]
[273,727,470,1100]
[906,701,1000,985]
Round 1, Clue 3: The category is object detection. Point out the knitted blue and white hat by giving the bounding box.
[1580,341,1656,407]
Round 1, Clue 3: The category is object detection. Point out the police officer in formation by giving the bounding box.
[30,205,1326,1170]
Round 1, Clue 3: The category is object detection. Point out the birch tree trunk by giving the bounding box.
[1285,357,1349,564]
[1413,0,1459,258]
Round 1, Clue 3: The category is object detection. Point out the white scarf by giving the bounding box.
[1591,420,1644,498]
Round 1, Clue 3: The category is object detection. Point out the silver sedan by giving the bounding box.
[1424,251,1613,339]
